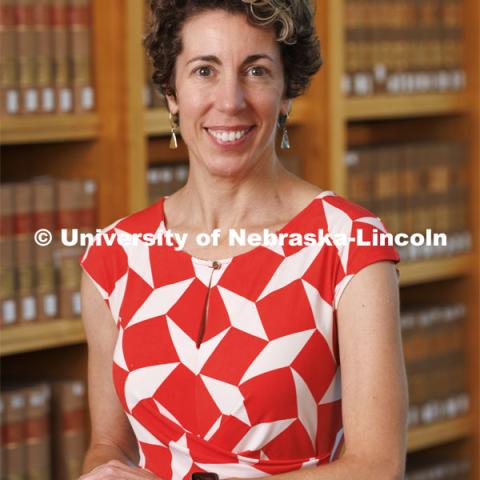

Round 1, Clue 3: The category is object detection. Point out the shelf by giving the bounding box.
[345,93,470,121]
[144,96,309,137]
[407,416,474,452]
[0,113,100,144]
[145,108,171,137]
[0,318,85,356]
[399,253,473,286]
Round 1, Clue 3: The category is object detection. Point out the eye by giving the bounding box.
[195,66,213,77]
[248,66,267,77]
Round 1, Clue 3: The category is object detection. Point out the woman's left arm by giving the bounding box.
[231,260,409,480]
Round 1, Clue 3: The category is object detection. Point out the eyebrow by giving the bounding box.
[186,54,275,66]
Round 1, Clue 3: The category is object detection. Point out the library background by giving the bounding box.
[0,0,479,479]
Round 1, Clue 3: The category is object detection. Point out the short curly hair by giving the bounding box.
[144,0,322,100]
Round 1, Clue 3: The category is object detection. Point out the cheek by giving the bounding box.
[251,82,284,109]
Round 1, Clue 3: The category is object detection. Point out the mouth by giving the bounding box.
[205,126,255,146]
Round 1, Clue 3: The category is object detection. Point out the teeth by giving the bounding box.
[208,128,249,142]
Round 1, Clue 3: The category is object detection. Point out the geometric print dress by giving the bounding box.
[79,190,400,479]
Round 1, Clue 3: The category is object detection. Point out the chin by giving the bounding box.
[203,155,255,178]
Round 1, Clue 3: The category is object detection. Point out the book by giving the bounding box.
[13,181,37,324]
[23,383,52,480]
[32,176,58,320]
[16,0,39,113]
[0,183,17,327]
[2,389,27,479]
[51,380,87,480]
[33,0,55,113]
[0,0,19,114]
[69,0,94,112]
[52,0,72,113]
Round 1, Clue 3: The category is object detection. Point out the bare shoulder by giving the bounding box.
[281,174,324,210]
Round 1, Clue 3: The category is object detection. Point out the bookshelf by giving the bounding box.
[345,93,471,120]
[398,253,475,287]
[0,113,100,144]
[1,0,478,478]
[407,416,475,453]
[0,318,85,357]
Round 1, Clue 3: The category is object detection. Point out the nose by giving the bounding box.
[215,73,247,115]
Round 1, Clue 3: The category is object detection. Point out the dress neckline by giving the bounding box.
[158,191,335,266]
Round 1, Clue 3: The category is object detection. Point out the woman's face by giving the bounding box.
[166,10,291,178]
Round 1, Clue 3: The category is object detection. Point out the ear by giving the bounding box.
[280,98,292,117]
[165,93,179,115]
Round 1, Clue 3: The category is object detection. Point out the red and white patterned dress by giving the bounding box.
[79,190,400,479]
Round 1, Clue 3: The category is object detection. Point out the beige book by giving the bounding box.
[0,0,19,114]
[13,182,37,323]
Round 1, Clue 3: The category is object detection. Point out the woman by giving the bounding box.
[79,1,408,479]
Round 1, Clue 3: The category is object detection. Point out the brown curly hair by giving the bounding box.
[144,0,322,100]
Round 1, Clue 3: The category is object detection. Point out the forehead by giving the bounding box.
[179,9,280,59]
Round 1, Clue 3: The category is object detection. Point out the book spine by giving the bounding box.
[0,0,19,114]
[441,0,465,90]
[24,384,51,480]
[69,0,94,112]
[13,182,37,323]
[55,179,84,318]
[3,390,27,480]
[32,177,58,320]
[16,0,39,113]
[0,183,17,327]
[52,0,72,113]
[371,0,387,94]
[51,381,87,480]
[33,0,55,112]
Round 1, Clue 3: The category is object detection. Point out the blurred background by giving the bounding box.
[0,0,479,479]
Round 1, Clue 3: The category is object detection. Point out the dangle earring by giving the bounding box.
[169,112,179,149]
[278,113,290,149]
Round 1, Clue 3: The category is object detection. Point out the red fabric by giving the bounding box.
[80,191,400,479]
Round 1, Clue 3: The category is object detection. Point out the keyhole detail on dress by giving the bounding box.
[196,261,222,348]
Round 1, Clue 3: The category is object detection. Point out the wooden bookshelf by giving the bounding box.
[0,113,100,144]
[407,416,475,453]
[345,93,471,121]
[1,0,478,477]
[398,254,475,287]
[145,108,170,137]
[0,319,85,357]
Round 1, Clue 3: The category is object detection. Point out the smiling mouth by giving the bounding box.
[205,126,255,144]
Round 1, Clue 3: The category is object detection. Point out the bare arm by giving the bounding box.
[80,270,140,472]
[231,261,408,480]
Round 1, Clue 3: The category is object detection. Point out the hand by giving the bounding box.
[79,459,161,479]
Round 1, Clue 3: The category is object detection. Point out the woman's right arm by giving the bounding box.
[79,270,140,473]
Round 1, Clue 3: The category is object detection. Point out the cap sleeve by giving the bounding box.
[332,215,400,312]
[78,222,128,323]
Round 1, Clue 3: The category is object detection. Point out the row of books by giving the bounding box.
[346,140,471,262]
[407,353,469,428]
[146,156,303,205]
[401,302,466,364]
[344,0,466,96]
[147,163,189,205]
[402,302,469,428]
[0,177,97,327]
[406,459,470,480]
[1,380,88,480]
[0,0,95,116]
